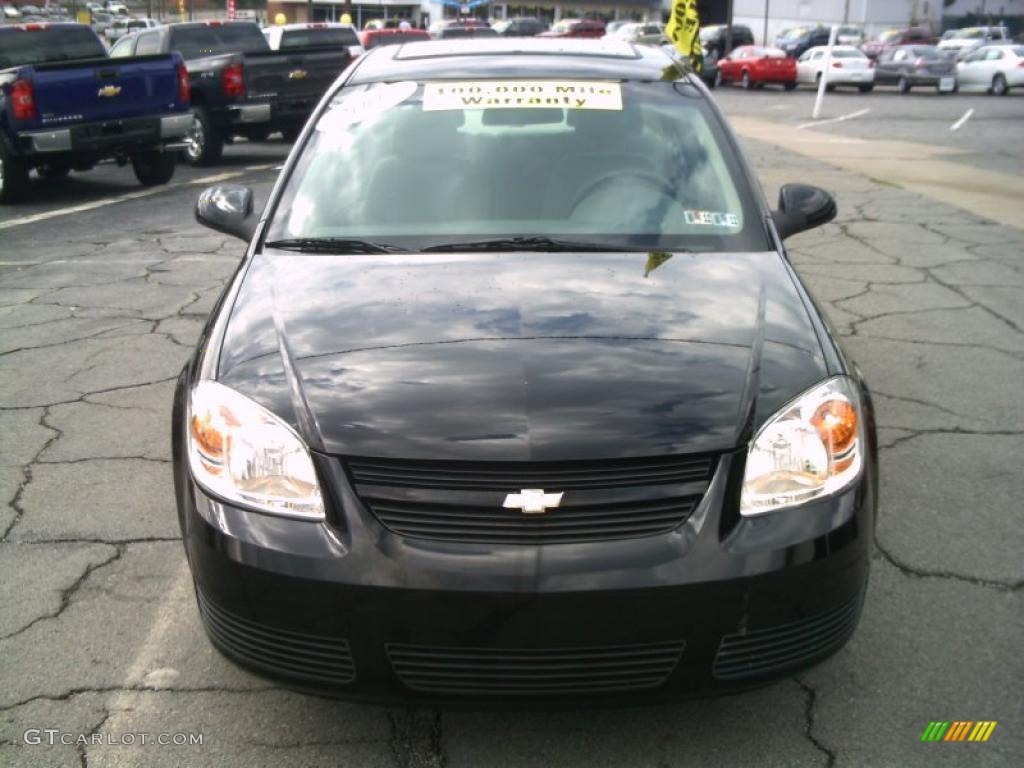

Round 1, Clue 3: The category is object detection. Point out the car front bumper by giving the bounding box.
[179,450,874,704]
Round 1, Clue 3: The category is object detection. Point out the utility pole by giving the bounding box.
[843,0,850,24]
[308,0,314,22]
[763,0,770,46]
[725,0,734,55]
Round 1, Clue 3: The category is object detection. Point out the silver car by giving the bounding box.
[956,44,1024,95]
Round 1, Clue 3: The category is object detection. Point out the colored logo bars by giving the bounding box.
[921,721,997,742]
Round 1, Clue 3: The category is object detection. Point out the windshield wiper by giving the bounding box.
[421,236,634,253]
[264,238,407,254]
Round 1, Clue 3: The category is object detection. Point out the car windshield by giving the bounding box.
[838,26,860,35]
[941,29,960,40]
[960,28,986,39]
[878,30,901,42]
[265,79,768,253]
[281,27,360,49]
[833,49,867,58]
[1012,45,1024,56]
[779,27,807,40]
[909,46,940,58]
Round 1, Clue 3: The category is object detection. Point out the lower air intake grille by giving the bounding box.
[387,641,684,696]
[713,591,864,681]
[197,591,355,685]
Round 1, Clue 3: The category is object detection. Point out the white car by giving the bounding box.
[937,26,1010,59]
[796,46,875,92]
[836,25,864,46]
[263,22,365,58]
[956,44,1024,95]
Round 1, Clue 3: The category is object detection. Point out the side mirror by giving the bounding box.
[772,183,837,240]
[195,184,256,241]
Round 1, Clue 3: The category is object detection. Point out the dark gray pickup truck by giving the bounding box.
[110,20,352,166]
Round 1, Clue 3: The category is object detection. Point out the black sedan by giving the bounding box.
[874,45,958,92]
[174,38,878,704]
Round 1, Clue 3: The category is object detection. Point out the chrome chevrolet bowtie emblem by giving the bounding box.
[503,489,563,515]
[97,85,122,98]
[288,69,308,80]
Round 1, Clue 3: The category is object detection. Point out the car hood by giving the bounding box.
[217,251,829,461]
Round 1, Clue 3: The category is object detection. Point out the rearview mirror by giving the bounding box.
[195,184,256,241]
[772,184,837,240]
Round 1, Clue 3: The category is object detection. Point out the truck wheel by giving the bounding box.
[132,151,177,186]
[184,106,224,166]
[38,162,72,179]
[0,144,30,204]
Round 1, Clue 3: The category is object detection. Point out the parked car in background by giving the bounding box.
[956,44,1024,94]
[874,45,957,92]
[716,46,797,89]
[125,18,162,33]
[660,41,718,88]
[264,22,365,59]
[836,25,865,46]
[861,27,934,59]
[1,5,22,22]
[774,25,831,59]
[0,22,190,203]
[105,17,130,43]
[437,25,498,40]
[700,24,753,60]
[796,45,875,91]
[937,26,1010,59]
[361,26,429,48]
[90,10,113,40]
[492,17,546,37]
[605,22,668,46]
[538,19,604,38]
[110,21,352,162]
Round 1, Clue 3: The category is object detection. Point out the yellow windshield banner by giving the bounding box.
[423,82,623,111]
[666,0,703,74]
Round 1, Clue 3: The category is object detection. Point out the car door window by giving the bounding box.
[986,49,1004,61]
[109,36,134,58]
[892,50,906,62]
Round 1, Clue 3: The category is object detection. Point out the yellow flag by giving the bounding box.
[665,0,703,74]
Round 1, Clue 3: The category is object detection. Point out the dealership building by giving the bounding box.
[264,0,663,28]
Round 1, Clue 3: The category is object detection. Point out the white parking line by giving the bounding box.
[0,166,276,231]
[950,108,974,132]
[797,108,871,130]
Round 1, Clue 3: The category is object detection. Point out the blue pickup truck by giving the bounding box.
[0,23,192,203]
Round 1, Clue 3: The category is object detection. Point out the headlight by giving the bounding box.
[188,381,324,520]
[740,377,863,517]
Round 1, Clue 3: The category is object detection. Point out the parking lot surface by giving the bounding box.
[1,93,1022,767]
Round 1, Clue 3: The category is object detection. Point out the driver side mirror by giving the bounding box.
[772,183,837,240]
[195,184,256,242]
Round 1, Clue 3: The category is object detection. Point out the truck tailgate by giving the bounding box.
[30,55,181,126]
[244,49,350,103]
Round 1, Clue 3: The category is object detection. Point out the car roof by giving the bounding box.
[349,38,686,85]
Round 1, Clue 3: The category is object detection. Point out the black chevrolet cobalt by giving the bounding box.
[173,38,878,703]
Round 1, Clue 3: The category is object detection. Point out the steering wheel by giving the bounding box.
[569,170,677,218]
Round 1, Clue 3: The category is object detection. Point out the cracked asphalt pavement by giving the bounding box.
[2,96,1023,767]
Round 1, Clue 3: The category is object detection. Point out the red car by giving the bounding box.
[537,19,605,38]
[716,46,798,90]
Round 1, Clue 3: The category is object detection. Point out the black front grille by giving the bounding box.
[387,641,685,696]
[713,591,864,681]
[197,591,355,685]
[344,454,716,545]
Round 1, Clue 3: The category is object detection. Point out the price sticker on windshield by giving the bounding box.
[423,81,623,111]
